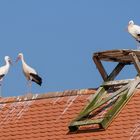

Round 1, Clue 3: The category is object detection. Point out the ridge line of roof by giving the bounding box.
[0,88,96,104]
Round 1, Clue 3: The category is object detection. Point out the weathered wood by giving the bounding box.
[94,49,137,57]
[75,83,130,121]
[82,83,129,116]
[69,49,140,132]
[96,58,130,63]
[69,77,140,131]
[107,63,125,81]
[127,76,140,97]
[130,52,140,76]
[101,76,140,129]
[93,49,140,63]
[102,79,134,87]
[93,50,140,81]
[99,55,133,63]
[101,91,128,129]
[70,118,103,127]
[94,49,125,56]
[93,56,108,81]
[69,118,103,132]
[74,87,106,121]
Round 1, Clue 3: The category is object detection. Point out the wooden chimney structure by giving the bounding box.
[69,49,140,132]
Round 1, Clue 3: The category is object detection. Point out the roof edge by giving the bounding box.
[0,88,96,104]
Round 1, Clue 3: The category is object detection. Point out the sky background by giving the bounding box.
[0,0,140,97]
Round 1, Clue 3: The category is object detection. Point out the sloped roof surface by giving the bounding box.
[0,89,140,140]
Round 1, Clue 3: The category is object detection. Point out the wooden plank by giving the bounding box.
[94,56,132,63]
[100,55,132,60]
[94,49,137,57]
[94,50,131,59]
[80,82,131,118]
[83,86,128,115]
[99,52,127,57]
[130,52,140,76]
[107,63,125,81]
[101,91,128,129]
[97,55,133,63]
[100,56,119,62]
[68,49,140,132]
[94,49,125,56]
[87,87,106,104]
[102,79,134,87]
[97,58,130,63]
[96,49,140,57]
[93,49,140,63]
[97,53,124,59]
[101,76,140,129]
[132,51,140,59]
[74,87,106,121]
[74,83,129,122]
[69,77,140,131]
[127,76,140,97]
[70,118,103,127]
[69,118,103,132]
[93,56,108,81]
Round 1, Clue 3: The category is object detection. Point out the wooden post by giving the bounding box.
[129,52,140,76]
[93,56,108,81]
[107,63,125,81]
[101,76,140,129]
[69,50,140,132]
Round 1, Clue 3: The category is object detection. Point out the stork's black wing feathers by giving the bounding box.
[30,73,42,86]
[0,74,5,80]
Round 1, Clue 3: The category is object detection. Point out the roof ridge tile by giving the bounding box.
[0,88,96,104]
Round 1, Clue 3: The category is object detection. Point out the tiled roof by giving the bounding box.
[0,88,140,140]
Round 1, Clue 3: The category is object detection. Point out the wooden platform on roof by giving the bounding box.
[93,49,140,63]
[69,49,140,132]
[93,49,140,81]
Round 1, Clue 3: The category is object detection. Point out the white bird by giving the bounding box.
[16,53,42,90]
[0,56,12,96]
[127,20,140,49]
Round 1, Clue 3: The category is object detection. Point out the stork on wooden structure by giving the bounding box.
[69,49,140,132]
[128,20,140,49]
[0,56,12,96]
[16,53,42,93]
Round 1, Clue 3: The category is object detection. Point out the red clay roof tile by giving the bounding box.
[0,88,140,139]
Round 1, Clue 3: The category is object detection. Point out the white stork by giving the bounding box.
[127,20,140,49]
[0,56,12,96]
[16,53,42,91]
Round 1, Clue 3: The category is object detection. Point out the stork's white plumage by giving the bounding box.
[0,56,11,82]
[16,53,42,87]
[127,20,140,48]
[0,56,12,96]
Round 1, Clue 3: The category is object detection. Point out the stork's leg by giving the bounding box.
[0,81,2,97]
[136,41,140,50]
[27,80,32,94]
[0,85,2,97]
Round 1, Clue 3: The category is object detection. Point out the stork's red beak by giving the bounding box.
[15,56,20,63]
[8,59,12,65]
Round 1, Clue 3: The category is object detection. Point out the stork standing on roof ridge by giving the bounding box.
[127,20,140,49]
[16,53,42,93]
[0,56,12,96]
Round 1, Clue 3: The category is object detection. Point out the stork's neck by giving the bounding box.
[5,60,10,69]
[20,56,26,65]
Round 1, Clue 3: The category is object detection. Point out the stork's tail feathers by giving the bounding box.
[30,73,42,86]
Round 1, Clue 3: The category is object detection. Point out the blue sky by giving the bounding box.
[0,0,140,97]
